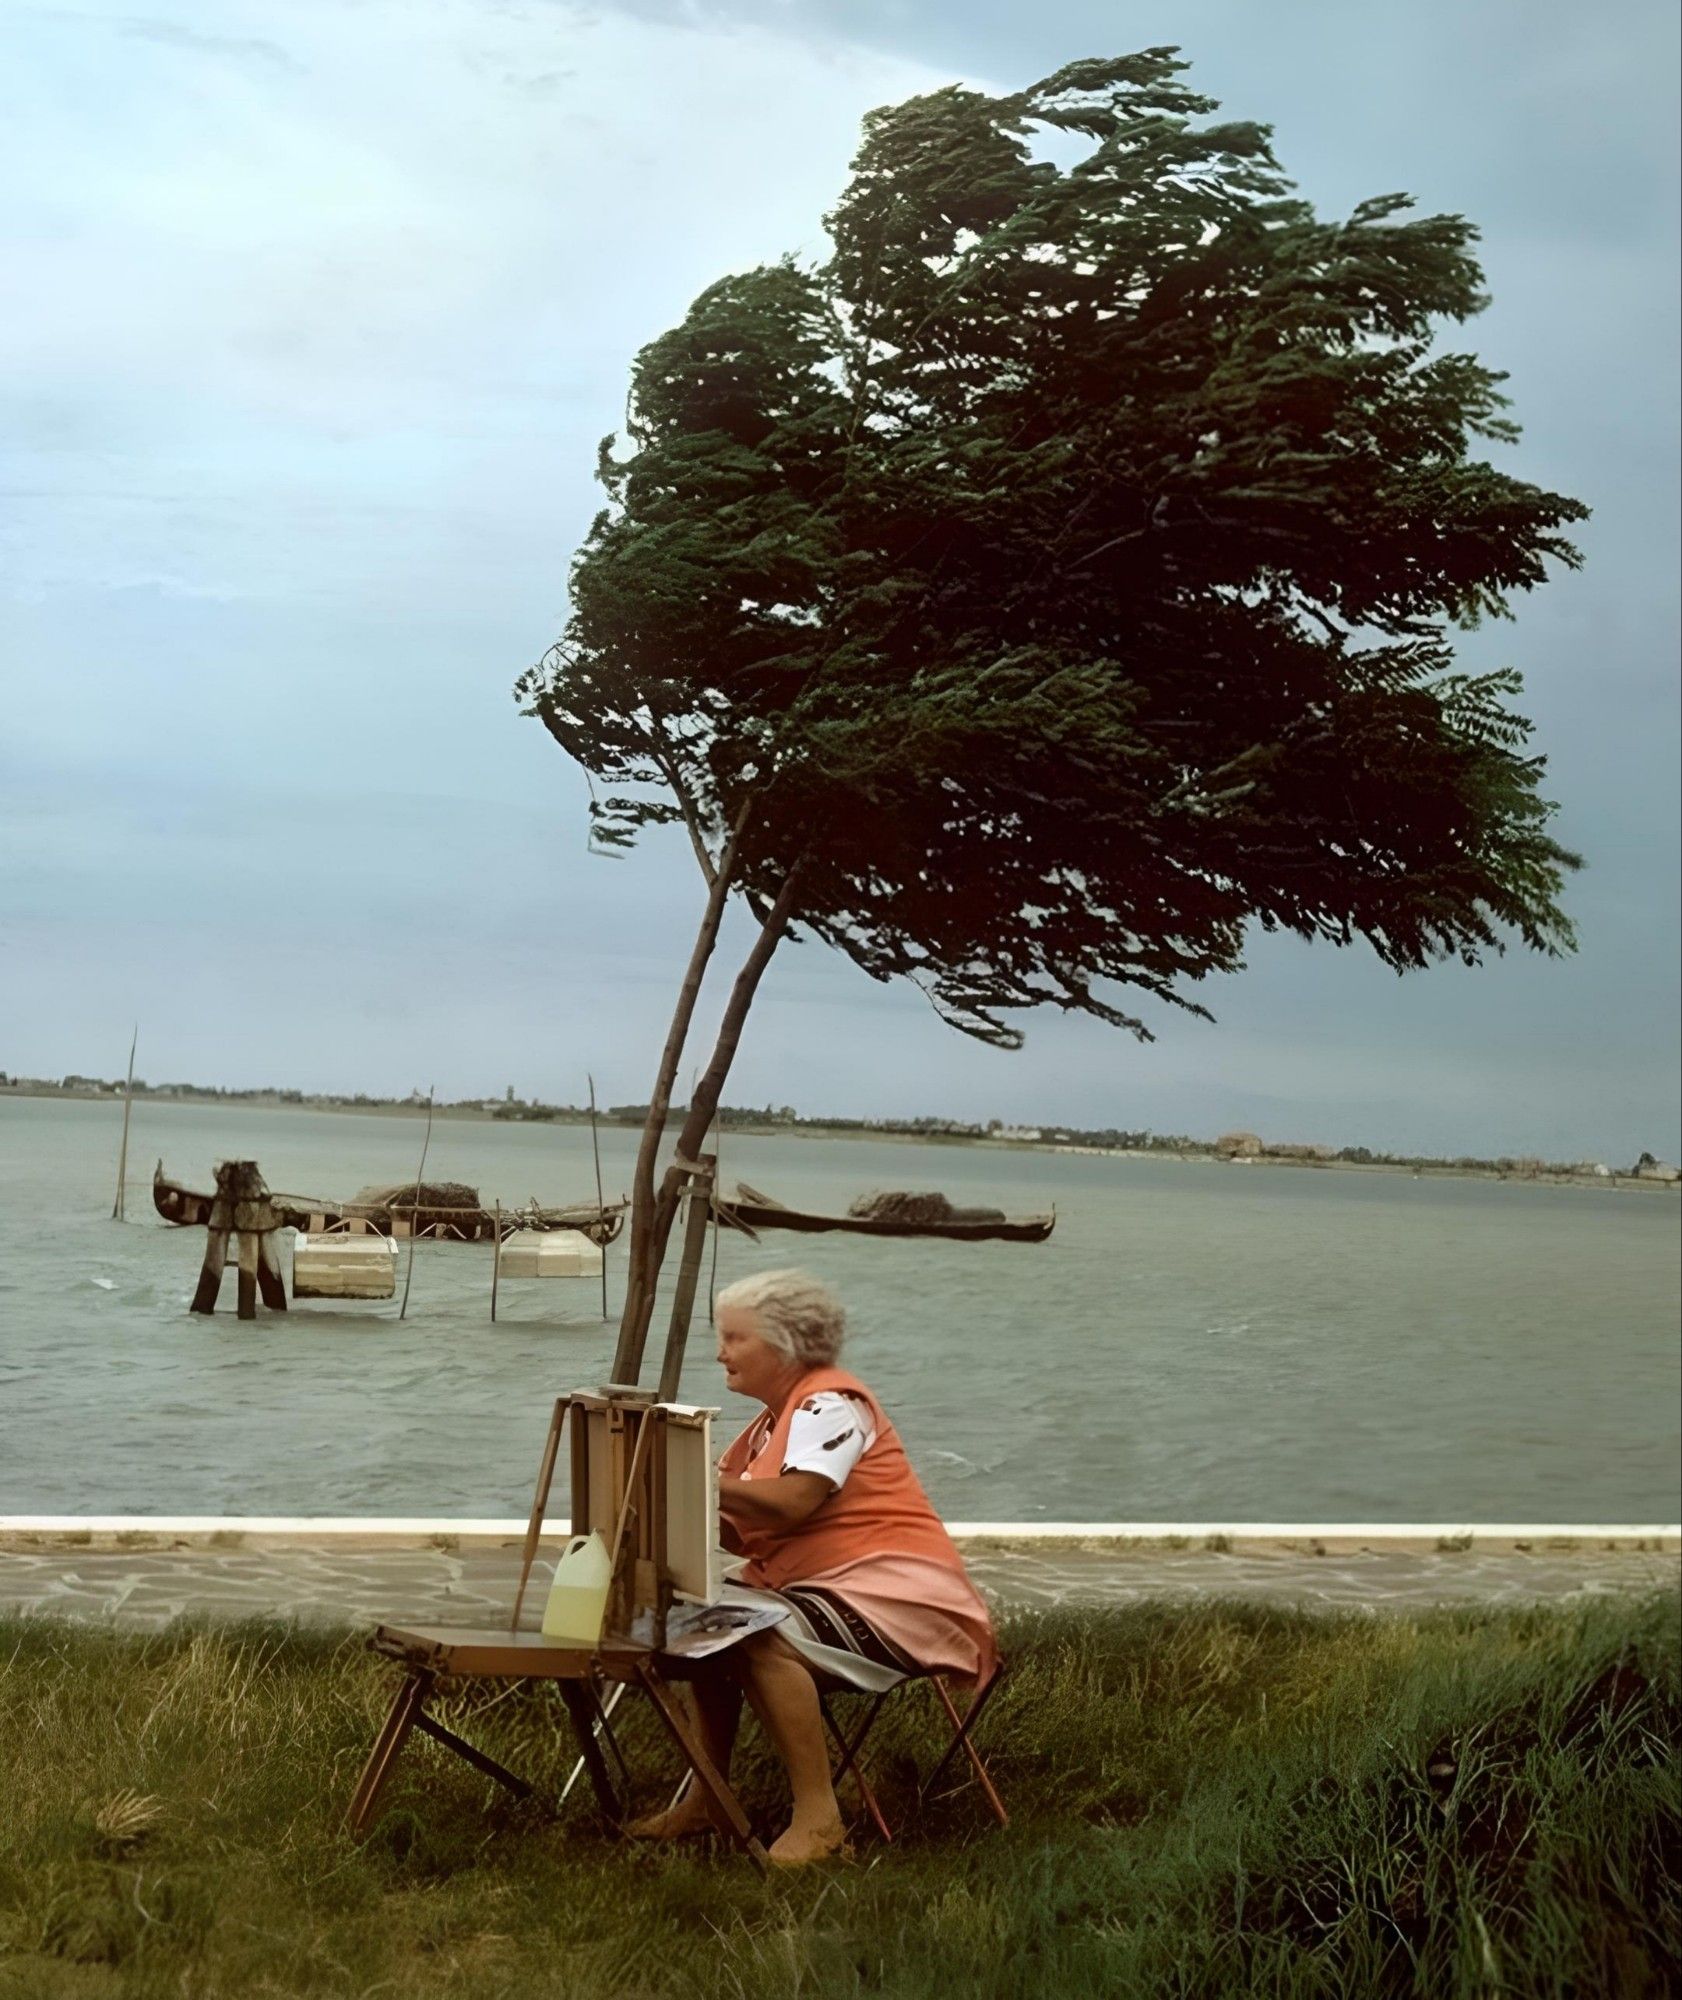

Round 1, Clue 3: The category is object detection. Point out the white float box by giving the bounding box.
[497,1228,605,1279]
[291,1232,399,1300]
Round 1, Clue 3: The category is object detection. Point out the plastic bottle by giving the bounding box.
[540,1531,612,1643]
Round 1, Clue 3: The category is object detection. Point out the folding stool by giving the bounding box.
[819,1660,1009,1841]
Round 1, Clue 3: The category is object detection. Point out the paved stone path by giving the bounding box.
[1,1540,1674,1631]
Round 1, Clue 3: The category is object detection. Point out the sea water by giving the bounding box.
[1,1095,1677,1522]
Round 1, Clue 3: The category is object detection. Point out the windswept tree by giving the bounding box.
[518,48,1586,1376]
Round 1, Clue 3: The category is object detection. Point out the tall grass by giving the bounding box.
[0,1595,1676,1998]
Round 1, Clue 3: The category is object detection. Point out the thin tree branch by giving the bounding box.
[640,726,720,888]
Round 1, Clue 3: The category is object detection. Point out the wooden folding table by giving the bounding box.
[346,1622,768,1869]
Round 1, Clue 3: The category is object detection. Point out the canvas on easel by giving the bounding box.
[657,1404,721,1603]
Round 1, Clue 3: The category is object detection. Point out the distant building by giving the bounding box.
[1216,1130,1263,1159]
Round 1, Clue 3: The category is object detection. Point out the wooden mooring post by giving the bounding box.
[189,1159,288,1320]
[490,1198,502,1322]
[111,1026,137,1221]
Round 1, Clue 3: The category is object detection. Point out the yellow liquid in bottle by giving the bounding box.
[541,1532,611,1643]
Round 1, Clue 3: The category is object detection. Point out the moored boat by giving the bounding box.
[151,1163,625,1245]
[712,1181,1055,1244]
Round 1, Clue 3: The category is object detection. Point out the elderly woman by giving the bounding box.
[629,1268,996,1866]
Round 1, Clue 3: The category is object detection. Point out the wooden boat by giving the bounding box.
[712,1182,1055,1244]
[152,1163,625,1246]
[152,1162,323,1232]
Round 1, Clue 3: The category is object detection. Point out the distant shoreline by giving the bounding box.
[9,1084,1677,1195]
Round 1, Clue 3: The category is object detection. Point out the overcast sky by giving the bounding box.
[2,0,1677,1162]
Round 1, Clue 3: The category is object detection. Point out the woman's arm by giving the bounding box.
[718,1469,832,1530]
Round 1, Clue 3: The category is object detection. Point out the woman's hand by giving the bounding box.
[718,1469,833,1531]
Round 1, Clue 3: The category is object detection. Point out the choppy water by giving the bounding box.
[2,1096,1677,1521]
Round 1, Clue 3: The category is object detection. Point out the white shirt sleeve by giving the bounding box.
[780,1389,877,1489]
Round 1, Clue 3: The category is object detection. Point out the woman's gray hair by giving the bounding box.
[715,1269,846,1367]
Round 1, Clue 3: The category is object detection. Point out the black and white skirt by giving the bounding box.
[718,1577,914,1692]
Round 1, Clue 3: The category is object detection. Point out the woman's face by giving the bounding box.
[716,1302,796,1406]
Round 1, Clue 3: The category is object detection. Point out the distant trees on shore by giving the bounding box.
[15,1073,1671,1182]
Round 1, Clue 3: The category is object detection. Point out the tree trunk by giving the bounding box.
[611,822,746,1379]
[617,862,806,1375]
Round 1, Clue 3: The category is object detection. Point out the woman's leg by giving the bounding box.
[736,1630,846,1864]
[625,1670,744,1837]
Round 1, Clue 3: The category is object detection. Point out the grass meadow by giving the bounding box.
[0,1595,1676,1998]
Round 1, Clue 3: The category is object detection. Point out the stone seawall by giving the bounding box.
[2,1520,1675,1631]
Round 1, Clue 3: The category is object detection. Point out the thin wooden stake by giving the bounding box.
[490,1198,502,1322]
[398,1085,435,1321]
[112,1026,137,1221]
[587,1073,608,1321]
[707,1110,722,1324]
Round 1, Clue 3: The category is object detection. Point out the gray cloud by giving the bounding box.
[1,0,1676,1162]
[118,15,303,71]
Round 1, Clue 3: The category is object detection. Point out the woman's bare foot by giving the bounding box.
[766,1811,848,1867]
[624,1792,721,1841]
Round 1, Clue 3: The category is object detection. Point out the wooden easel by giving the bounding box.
[508,1151,719,1640]
[346,1158,766,1860]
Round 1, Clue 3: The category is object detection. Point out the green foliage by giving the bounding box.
[0,1598,1675,1997]
[518,48,1586,1048]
